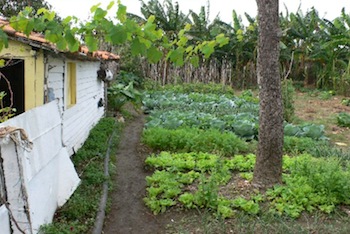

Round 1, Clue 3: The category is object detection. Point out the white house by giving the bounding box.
[0,19,119,234]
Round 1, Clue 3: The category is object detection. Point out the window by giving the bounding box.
[66,62,77,108]
[0,59,25,115]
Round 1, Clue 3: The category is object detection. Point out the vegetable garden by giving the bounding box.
[138,83,350,221]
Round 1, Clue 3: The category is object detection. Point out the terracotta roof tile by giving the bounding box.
[0,19,120,61]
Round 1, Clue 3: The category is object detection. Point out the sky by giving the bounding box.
[46,0,350,24]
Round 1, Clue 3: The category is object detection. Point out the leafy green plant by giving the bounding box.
[268,154,350,218]
[107,81,141,111]
[239,89,259,104]
[224,154,256,172]
[116,70,144,88]
[341,98,350,106]
[232,197,260,214]
[319,90,335,100]
[337,112,350,127]
[284,123,328,140]
[142,127,250,156]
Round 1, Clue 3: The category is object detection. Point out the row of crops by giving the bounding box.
[140,85,350,218]
[142,90,328,140]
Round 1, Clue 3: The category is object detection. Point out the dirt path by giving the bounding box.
[103,113,168,234]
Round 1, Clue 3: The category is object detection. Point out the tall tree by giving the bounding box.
[252,0,283,188]
[0,0,52,18]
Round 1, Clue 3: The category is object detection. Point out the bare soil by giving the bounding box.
[294,92,350,146]
[103,111,174,234]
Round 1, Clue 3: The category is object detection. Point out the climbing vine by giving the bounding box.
[0,1,228,66]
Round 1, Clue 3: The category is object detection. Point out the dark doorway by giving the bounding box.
[0,59,25,115]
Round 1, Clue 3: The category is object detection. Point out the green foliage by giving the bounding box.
[40,118,122,233]
[224,154,256,172]
[144,140,350,219]
[309,145,350,160]
[239,89,259,104]
[281,79,295,122]
[232,197,260,214]
[318,90,335,100]
[341,98,350,106]
[337,112,350,127]
[4,2,350,91]
[267,154,350,218]
[107,81,141,111]
[116,70,144,88]
[0,91,16,122]
[2,2,228,69]
[284,123,328,140]
[144,151,260,216]
[1,0,54,18]
[143,90,259,139]
[283,136,324,154]
[142,127,249,156]
[143,90,326,140]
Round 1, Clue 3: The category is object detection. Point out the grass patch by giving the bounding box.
[166,209,350,234]
[39,117,123,234]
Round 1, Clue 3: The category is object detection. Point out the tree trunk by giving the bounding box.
[253,0,283,188]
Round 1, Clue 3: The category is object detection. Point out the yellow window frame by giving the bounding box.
[66,62,77,108]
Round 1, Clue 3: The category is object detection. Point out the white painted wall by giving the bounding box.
[46,56,105,156]
[0,205,11,234]
[0,55,106,234]
[62,61,105,155]
[0,101,80,234]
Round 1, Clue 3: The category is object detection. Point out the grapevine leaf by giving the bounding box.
[189,55,199,67]
[65,30,79,51]
[107,1,115,10]
[147,46,163,63]
[201,41,216,58]
[62,16,72,25]
[131,38,147,56]
[168,47,185,66]
[94,8,107,21]
[0,30,8,51]
[85,35,98,52]
[45,31,60,43]
[24,20,35,36]
[117,3,127,23]
[109,25,127,44]
[56,39,67,51]
[90,3,101,13]
[215,34,229,47]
